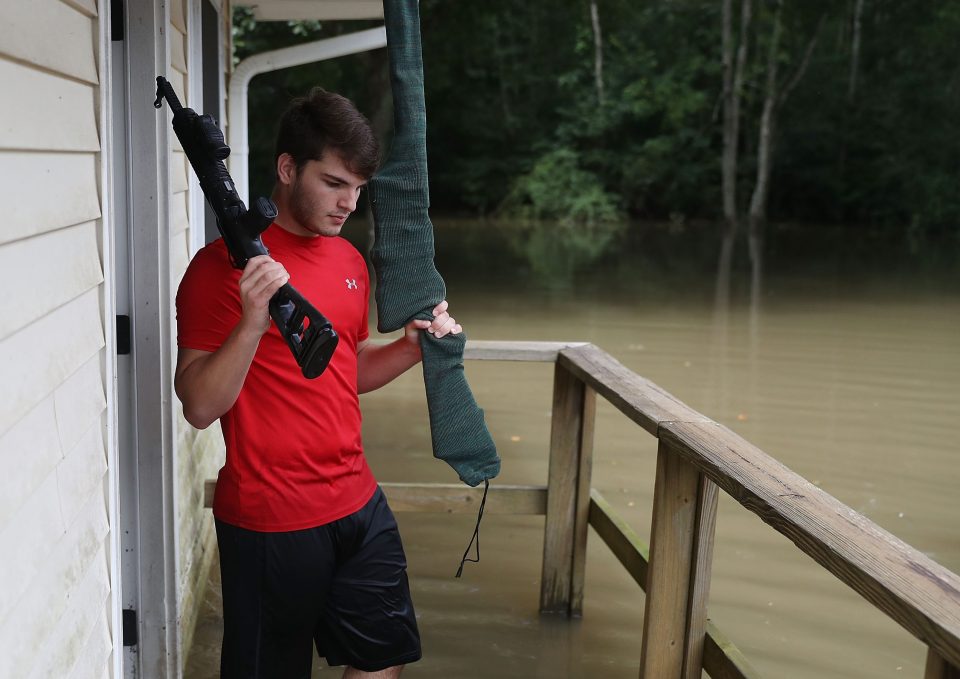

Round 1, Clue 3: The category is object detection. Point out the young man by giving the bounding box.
[175,88,456,678]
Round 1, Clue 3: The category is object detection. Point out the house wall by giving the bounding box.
[0,0,230,675]
[0,0,115,677]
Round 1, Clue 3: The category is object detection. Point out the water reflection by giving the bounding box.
[715,228,737,312]
[354,219,960,679]
[498,219,627,287]
[425,218,959,302]
[714,226,765,362]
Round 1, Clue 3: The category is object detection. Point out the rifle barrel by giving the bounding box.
[154,76,183,113]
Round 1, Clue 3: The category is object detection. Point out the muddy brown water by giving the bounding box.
[185,220,960,678]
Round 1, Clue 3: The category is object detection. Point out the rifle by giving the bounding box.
[154,76,338,379]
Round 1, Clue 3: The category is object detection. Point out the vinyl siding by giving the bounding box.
[0,151,102,246]
[0,58,100,152]
[1,1,232,674]
[0,0,112,677]
[0,220,104,339]
[0,0,240,679]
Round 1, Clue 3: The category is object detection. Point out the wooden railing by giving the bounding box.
[204,341,960,678]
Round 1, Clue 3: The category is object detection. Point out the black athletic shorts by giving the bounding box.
[215,487,421,678]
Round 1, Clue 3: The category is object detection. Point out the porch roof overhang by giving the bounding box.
[238,1,384,22]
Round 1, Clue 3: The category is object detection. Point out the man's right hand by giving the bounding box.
[175,256,289,430]
[238,255,290,336]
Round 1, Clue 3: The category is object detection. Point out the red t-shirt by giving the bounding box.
[176,224,377,531]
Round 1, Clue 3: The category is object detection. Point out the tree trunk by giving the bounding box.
[590,0,605,106]
[839,0,865,220]
[721,0,752,234]
[747,0,782,234]
[847,0,865,104]
[748,6,823,240]
[721,0,735,227]
[748,4,825,306]
[747,0,783,305]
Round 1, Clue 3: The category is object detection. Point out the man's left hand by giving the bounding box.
[404,300,462,345]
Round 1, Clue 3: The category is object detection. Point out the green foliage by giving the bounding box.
[500,148,621,224]
[234,0,960,236]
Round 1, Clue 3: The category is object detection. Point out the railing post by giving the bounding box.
[639,439,719,679]
[926,647,960,679]
[540,361,595,616]
[683,473,720,679]
[571,383,596,616]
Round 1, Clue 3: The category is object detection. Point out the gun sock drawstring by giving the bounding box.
[455,479,489,578]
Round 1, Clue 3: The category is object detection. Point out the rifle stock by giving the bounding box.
[154,76,338,379]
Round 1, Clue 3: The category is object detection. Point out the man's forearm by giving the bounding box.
[356,338,422,394]
[176,323,264,428]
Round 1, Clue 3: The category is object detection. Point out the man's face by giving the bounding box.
[281,152,367,238]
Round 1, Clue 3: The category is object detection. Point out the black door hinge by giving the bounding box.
[117,315,131,355]
[111,0,124,41]
[122,608,138,646]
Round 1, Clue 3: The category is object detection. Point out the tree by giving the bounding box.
[847,0,865,104]
[746,2,825,295]
[589,0,605,106]
[718,0,753,303]
[720,0,752,234]
[232,0,960,241]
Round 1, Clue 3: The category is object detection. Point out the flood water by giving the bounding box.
[186,219,960,678]
[363,219,960,679]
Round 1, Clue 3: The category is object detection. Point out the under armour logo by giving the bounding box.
[345,278,358,290]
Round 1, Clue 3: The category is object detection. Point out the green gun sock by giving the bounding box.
[369,0,500,487]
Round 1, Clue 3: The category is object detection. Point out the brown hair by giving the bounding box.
[274,88,380,180]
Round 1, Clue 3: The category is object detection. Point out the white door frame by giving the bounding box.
[100,0,124,676]
[113,0,181,676]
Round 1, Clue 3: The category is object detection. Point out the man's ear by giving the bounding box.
[276,153,297,186]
